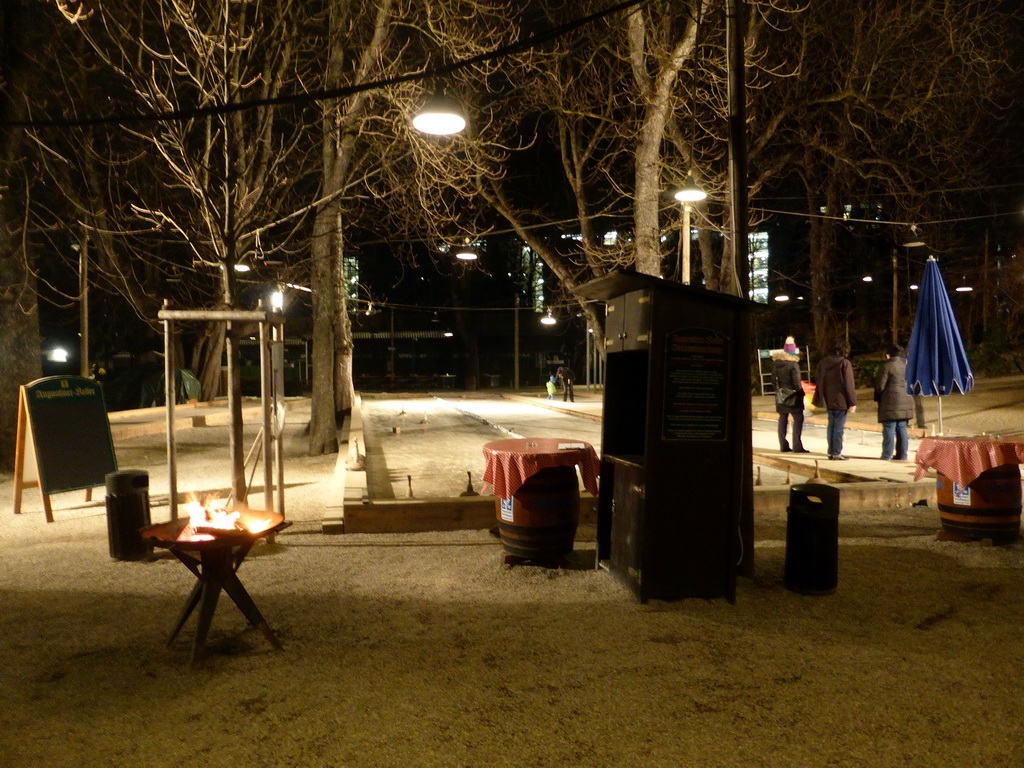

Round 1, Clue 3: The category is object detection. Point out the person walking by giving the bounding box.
[772,336,808,453]
[556,366,575,402]
[813,340,857,460]
[874,344,914,460]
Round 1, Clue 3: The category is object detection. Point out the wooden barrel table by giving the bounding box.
[482,437,600,566]
[496,466,580,561]
[936,465,1022,543]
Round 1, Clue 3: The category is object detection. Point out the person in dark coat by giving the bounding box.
[813,340,857,460]
[556,366,575,402]
[874,343,915,460]
[772,336,808,453]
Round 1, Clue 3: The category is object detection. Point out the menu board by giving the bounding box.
[22,376,117,494]
[662,328,729,441]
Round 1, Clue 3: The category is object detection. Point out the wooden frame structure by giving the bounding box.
[158,302,285,520]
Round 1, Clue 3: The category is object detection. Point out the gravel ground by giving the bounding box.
[3,382,1024,767]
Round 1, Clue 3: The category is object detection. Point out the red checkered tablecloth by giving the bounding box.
[914,436,1024,486]
[482,437,600,499]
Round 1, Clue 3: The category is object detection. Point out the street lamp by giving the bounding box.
[673,173,706,285]
[454,245,477,261]
[673,173,707,203]
[269,287,284,311]
[903,226,925,248]
[896,226,926,343]
[412,93,467,136]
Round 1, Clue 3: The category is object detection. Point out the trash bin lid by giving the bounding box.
[105,469,149,495]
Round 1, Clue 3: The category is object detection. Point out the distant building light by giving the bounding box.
[774,294,790,302]
[862,276,873,282]
[443,332,454,337]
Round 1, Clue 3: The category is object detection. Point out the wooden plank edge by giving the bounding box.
[342,495,599,534]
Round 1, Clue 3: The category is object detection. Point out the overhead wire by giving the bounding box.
[753,207,1024,227]
[3,0,652,130]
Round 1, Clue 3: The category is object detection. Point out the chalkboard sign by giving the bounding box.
[20,376,118,496]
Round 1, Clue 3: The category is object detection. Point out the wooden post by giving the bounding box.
[273,320,285,518]
[164,301,178,520]
[259,306,273,515]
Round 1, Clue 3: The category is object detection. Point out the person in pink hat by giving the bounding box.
[771,336,808,453]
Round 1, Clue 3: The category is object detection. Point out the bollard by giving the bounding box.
[784,483,839,595]
[105,470,152,561]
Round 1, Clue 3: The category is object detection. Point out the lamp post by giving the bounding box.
[891,249,898,344]
[513,294,520,390]
[75,232,90,378]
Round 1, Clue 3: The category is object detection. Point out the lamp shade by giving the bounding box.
[412,94,466,135]
[903,226,925,248]
[673,173,707,203]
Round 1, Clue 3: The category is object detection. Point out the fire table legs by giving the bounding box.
[166,544,282,664]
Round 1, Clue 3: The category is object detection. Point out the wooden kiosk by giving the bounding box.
[575,270,757,602]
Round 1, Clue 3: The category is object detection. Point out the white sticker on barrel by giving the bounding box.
[953,482,971,506]
[500,497,514,522]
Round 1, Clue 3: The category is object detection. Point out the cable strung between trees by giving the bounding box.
[3,0,652,130]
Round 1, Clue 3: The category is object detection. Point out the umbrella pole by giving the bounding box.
[937,396,943,435]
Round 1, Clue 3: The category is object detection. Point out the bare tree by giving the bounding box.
[45,0,322,494]
[771,0,1016,354]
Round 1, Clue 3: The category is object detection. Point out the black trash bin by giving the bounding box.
[784,483,840,595]
[105,470,152,561]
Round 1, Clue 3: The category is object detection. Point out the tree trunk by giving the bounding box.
[0,179,42,471]
[808,174,839,356]
[0,0,42,470]
[698,211,721,293]
[628,13,694,277]
[332,209,354,414]
[189,323,226,401]
[452,306,480,391]
[309,197,340,456]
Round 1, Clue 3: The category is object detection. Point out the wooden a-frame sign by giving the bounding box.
[13,376,118,523]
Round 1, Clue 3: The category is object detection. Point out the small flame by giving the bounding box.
[178,497,247,541]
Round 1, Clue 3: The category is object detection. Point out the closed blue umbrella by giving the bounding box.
[905,255,974,433]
